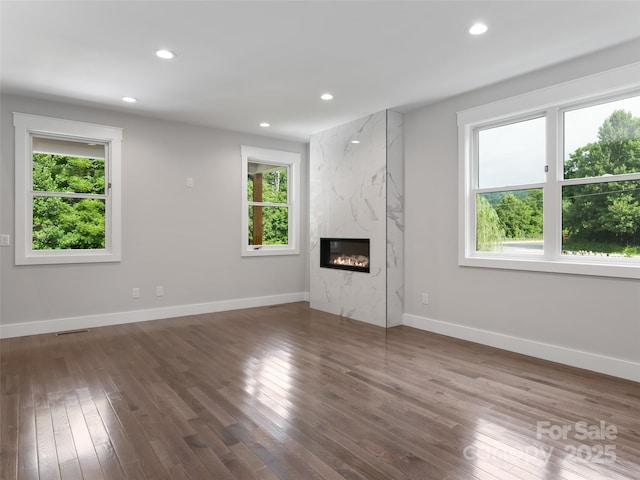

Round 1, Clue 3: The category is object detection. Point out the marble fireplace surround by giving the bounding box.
[309,110,404,328]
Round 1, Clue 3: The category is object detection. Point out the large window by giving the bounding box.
[458,63,640,278]
[14,113,122,265]
[240,146,300,256]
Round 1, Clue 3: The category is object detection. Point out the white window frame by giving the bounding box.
[13,113,122,265]
[458,62,640,279]
[240,145,300,257]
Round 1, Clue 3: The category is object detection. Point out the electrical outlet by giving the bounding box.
[132,287,140,299]
[0,235,10,247]
[187,177,194,187]
[422,293,429,305]
[156,286,164,297]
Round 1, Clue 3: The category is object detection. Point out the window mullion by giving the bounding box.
[561,172,640,187]
[247,201,288,208]
[475,183,546,195]
[103,147,112,251]
[469,126,479,257]
[544,108,561,260]
[32,191,108,200]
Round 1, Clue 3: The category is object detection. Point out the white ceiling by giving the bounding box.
[2,1,640,142]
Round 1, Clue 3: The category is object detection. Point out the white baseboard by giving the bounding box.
[0,292,310,339]
[402,313,640,383]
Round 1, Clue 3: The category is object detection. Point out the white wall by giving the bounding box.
[0,94,309,337]
[403,39,640,382]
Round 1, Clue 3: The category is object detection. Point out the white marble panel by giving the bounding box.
[386,111,404,327]
[310,111,387,327]
[310,110,404,328]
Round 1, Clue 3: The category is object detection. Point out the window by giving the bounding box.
[458,62,640,278]
[476,117,545,255]
[241,146,300,256]
[13,113,122,265]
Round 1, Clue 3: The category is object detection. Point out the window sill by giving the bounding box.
[460,254,640,280]
[16,251,121,266]
[242,246,300,257]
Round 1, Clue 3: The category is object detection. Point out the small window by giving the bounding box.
[13,113,122,265]
[241,146,300,256]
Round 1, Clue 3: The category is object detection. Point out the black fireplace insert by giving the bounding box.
[320,238,370,273]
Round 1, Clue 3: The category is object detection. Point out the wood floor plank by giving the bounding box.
[34,406,61,480]
[2,302,640,479]
[17,405,38,480]
[182,431,237,479]
[0,394,19,480]
[58,459,83,480]
[94,441,126,479]
[49,394,77,466]
[105,395,170,479]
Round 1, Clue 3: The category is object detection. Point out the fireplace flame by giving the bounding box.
[331,255,369,268]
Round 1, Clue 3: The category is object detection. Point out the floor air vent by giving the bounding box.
[55,329,90,336]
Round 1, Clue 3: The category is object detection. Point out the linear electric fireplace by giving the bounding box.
[320,238,370,273]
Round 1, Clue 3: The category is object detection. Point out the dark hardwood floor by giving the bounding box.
[1,302,639,479]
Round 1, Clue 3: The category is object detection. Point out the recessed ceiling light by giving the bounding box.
[321,93,334,101]
[155,49,176,60]
[122,96,137,103]
[259,122,270,128]
[351,140,360,144]
[469,23,488,35]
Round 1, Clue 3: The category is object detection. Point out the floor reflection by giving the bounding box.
[242,343,296,423]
